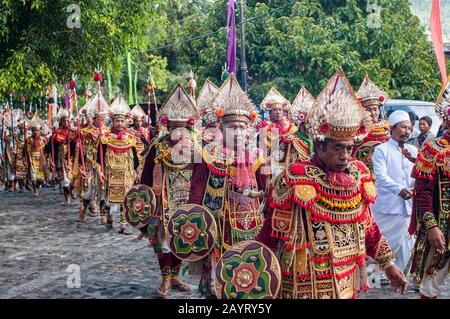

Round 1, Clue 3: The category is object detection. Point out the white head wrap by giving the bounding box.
[388,110,411,126]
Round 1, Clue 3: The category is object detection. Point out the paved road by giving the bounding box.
[0,188,448,299]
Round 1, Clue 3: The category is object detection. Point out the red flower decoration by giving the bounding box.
[319,123,330,133]
[357,124,366,134]
[27,111,33,116]
[188,116,195,125]
[161,115,168,125]
[291,163,306,175]
[69,80,76,90]
[93,71,102,82]
[298,113,305,121]
[357,97,363,104]
[249,111,258,122]
[379,95,385,102]
[215,108,225,118]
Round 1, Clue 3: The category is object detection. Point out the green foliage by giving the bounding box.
[0,0,168,104]
[169,0,447,103]
[1,0,448,109]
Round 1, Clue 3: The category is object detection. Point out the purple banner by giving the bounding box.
[226,0,236,75]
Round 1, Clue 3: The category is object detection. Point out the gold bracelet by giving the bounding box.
[381,260,396,271]
[423,212,438,230]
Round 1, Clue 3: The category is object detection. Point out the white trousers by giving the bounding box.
[419,248,450,298]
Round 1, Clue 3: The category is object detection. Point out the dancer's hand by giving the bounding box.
[385,265,408,294]
[427,227,446,252]
[98,172,105,185]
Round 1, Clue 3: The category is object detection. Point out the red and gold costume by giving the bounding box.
[411,135,450,283]
[13,125,29,187]
[140,84,199,282]
[130,104,149,182]
[129,128,148,181]
[257,70,395,299]
[409,77,450,297]
[259,88,311,181]
[26,135,47,186]
[78,125,101,214]
[52,108,76,200]
[97,94,138,233]
[353,76,390,173]
[188,74,265,297]
[26,112,48,193]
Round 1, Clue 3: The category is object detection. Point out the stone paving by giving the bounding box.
[0,187,448,299]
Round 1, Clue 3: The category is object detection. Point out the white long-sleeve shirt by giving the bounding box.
[371,138,417,216]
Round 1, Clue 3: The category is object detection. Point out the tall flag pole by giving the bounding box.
[237,0,248,91]
[46,85,53,127]
[226,0,237,75]
[94,68,104,174]
[107,69,113,102]
[431,0,448,87]
[64,83,71,115]
[146,77,152,142]
[127,52,134,105]
[70,74,85,171]
[9,89,14,148]
[148,73,158,126]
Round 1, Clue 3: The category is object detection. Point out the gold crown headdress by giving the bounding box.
[290,86,315,124]
[29,111,44,129]
[109,93,131,118]
[208,73,259,125]
[159,83,199,127]
[196,79,219,124]
[261,87,291,111]
[86,90,109,117]
[435,75,450,119]
[131,104,146,120]
[356,75,388,107]
[305,69,372,142]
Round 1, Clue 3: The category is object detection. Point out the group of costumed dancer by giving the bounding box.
[1,69,449,299]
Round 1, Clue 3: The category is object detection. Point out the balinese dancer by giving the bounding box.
[188,74,266,298]
[256,69,408,299]
[410,75,450,299]
[140,84,199,298]
[353,75,390,173]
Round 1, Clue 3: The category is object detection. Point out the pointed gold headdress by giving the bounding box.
[435,75,450,119]
[261,87,291,111]
[305,69,372,142]
[196,79,219,124]
[356,75,388,108]
[159,84,199,127]
[208,73,259,125]
[290,86,315,125]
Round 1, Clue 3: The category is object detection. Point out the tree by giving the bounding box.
[0,0,169,106]
[169,0,449,103]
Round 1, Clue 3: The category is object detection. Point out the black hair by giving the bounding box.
[314,138,331,151]
[419,116,432,127]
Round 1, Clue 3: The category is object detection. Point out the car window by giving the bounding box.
[383,105,440,135]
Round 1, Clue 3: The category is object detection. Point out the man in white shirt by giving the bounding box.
[372,110,417,272]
